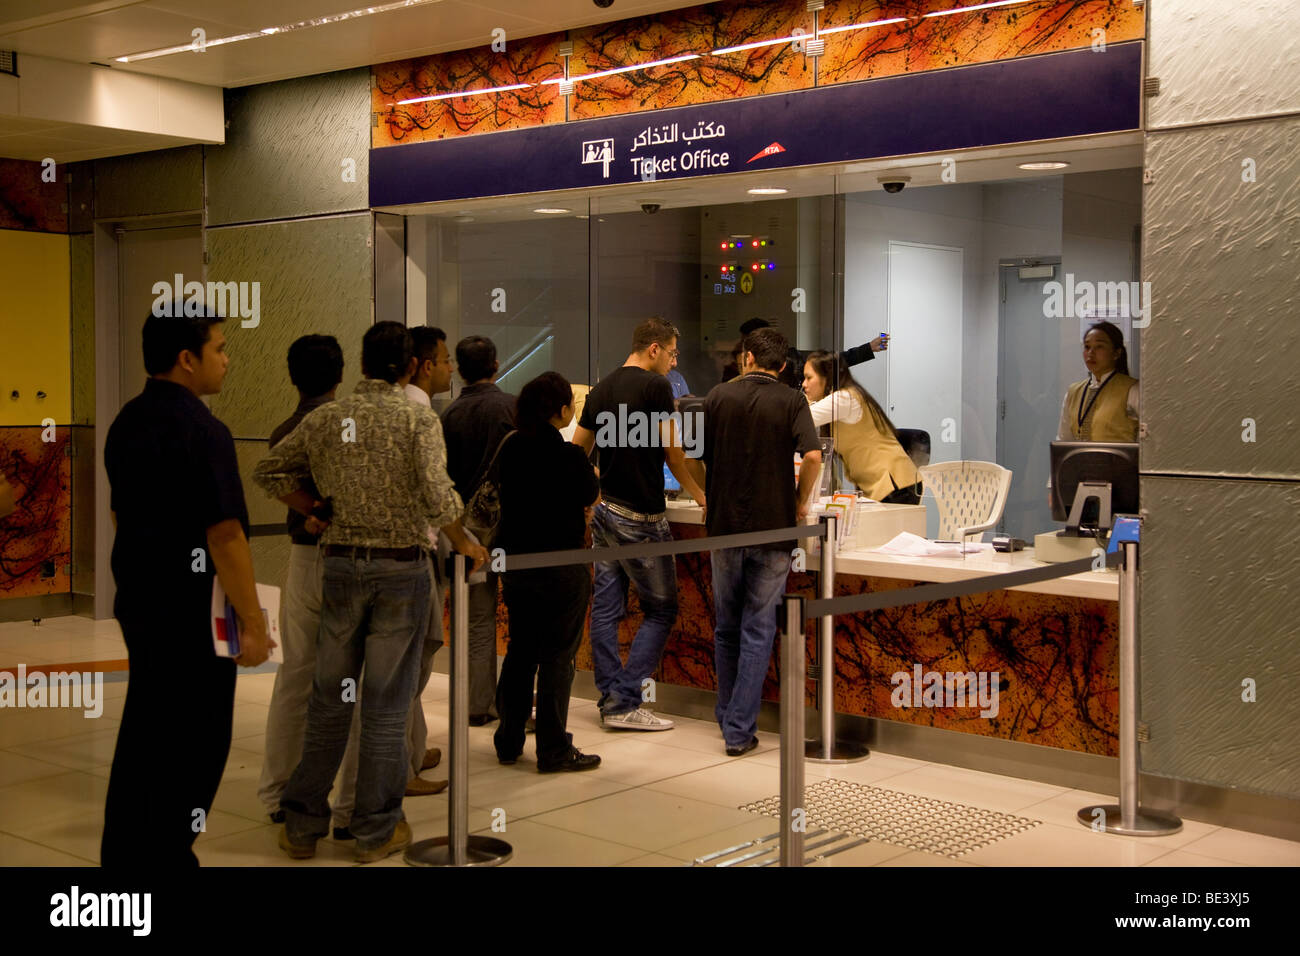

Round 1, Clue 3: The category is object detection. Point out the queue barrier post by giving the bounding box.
[1077,538,1181,837]
[405,552,513,866]
[805,513,870,764]
[779,593,806,867]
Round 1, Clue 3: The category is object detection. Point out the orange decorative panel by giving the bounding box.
[374,34,567,145]
[372,0,1143,148]
[0,159,67,233]
[818,0,1145,84]
[0,428,71,599]
[567,0,813,121]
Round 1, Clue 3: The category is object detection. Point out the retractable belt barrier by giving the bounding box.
[404,517,1171,868]
[404,521,826,868]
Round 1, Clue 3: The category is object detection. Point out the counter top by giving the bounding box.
[818,546,1118,602]
[664,499,1116,601]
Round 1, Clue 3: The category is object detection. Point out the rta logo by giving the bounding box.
[747,142,786,164]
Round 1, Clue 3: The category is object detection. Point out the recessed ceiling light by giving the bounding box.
[1018,161,1070,170]
[114,0,441,62]
[533,208,571,214]
[747,188,788,195]
[453,215,474,223]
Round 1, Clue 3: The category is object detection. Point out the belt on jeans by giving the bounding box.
[322,545,424,561]
[600,499,666,523]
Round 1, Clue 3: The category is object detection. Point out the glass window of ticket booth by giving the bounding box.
[382,146,1145,770]
[390,148,1143,546]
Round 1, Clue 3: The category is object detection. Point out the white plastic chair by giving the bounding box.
[917,461,1012,545]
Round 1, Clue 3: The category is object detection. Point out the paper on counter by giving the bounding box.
[873,532,985,556]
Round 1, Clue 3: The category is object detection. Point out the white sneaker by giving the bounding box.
[601,707,674,731]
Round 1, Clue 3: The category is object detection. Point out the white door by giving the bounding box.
[886,241,963,462]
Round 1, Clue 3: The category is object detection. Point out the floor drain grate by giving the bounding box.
[738,777,1041,859]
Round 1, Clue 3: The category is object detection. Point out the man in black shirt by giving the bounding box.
[102,309,272,867]
[439,335,516,725]
[703,327,822,756]
[573,318,706,730]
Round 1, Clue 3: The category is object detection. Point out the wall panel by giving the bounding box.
[1147,0,1300,129]
[206,69,371,226]
[206,214,372,440]
[1140,475,1300,796]
[1142,116,1300,478]
[93,146,203,220]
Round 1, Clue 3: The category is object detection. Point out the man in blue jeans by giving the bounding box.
[254,322,486,862]
[701,327,822,755]
[573,318,707,730]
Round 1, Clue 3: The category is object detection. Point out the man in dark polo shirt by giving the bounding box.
[254,322,487,863]
[439,335,516,725]
[257,335,363,830]
[572,318,706,730]
[703,327,821,756]
[102,310,272,867]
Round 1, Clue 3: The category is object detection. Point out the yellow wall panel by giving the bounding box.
[0,228,71,426]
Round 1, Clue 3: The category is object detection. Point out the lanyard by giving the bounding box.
[1077,371,1116,431]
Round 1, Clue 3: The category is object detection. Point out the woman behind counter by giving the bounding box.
[802,350,921,504]
[1058,321,1140,442]
[494,371,603,773]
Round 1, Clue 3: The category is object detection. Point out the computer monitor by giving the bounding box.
[1050,441,1139,532]
[663,462,681,495]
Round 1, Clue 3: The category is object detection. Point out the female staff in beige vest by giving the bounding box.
[1058,321,1140,442]
[802,350,920,503]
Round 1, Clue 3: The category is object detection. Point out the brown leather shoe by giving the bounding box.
[420,747,441,771]
[405,775,448,796]
[355,820,411,864]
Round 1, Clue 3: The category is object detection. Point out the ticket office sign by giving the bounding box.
[371,42,1141,208]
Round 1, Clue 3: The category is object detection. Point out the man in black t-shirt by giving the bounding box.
[573,318,706,730]
[103,310,272,866]
[703,328,822,756]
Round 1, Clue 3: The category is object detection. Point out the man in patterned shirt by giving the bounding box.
[254,321,487,863]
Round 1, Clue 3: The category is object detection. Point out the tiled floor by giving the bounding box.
[2,615,1298,868]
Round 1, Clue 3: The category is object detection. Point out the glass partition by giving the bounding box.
[403,165,1143,543]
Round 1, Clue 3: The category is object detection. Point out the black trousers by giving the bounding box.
[101,616,236,867]
[882,480,923,505]
[494,565,592,765]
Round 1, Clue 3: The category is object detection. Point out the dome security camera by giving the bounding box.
[640,202,661,214]
[593,0,614,7]
[878,174,911,194]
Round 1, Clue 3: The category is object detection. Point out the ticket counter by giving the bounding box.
[572,503,1121,759]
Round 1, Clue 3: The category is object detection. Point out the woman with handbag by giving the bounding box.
[491,371,603,772]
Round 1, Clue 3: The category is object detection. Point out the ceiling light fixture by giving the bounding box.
[1018,161,1070,170]
[712,35,806,56]
[533,207,571,214]
[924,0,1035,19]
[542,53,700,85]
[114,0,440,62]
[399,83,533,105]
[747,187,788,195]
[819,16,909,36]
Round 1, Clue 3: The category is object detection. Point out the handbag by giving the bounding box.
[462,430,516,547]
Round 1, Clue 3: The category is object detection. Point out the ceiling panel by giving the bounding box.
[0,0,709,88]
